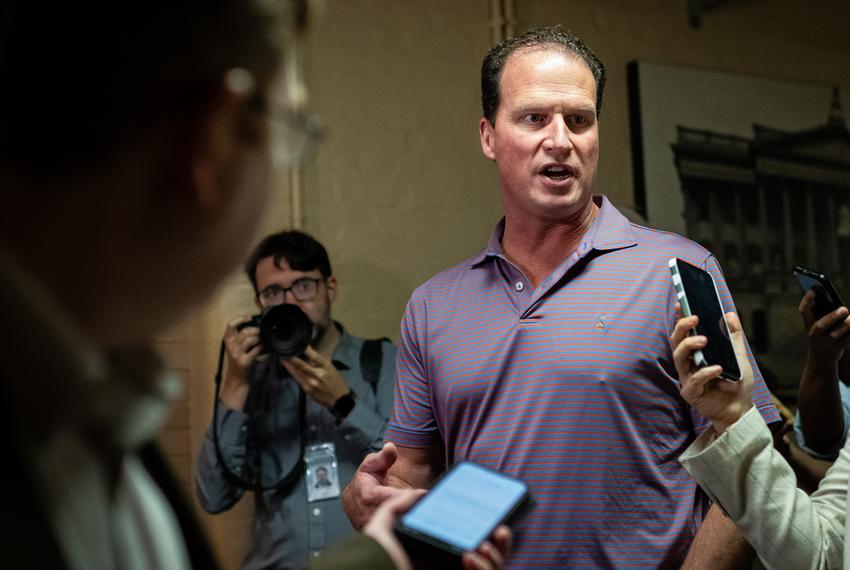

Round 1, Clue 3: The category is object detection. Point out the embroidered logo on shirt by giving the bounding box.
[595,315,608,330]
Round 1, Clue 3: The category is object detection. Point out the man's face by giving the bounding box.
[479,48,599,224]
[254,255,336,342]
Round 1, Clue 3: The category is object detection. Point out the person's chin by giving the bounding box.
[529,188,589,218]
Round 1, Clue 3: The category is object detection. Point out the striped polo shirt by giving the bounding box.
[386,195,779,568]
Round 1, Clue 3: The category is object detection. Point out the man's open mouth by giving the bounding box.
[541,165,574,180]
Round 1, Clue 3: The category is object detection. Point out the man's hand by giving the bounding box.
[800,290,850,368]
[344,443,405,530]
[220,315,263,411]
[364,489,513,570]
[282,346,349,407]
[796,292,850,457]
[671,310,753,435]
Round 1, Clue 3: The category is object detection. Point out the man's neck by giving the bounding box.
[313,321,341,360]
[501,199,599,288]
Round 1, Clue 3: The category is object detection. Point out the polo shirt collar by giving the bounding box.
[471,194,638,267]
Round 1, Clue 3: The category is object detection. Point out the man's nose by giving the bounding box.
[283,289,300,304]
[543,116,573,153]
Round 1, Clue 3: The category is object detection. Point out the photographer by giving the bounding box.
[195,230,396,569]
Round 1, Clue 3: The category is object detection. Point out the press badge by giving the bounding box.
[305,442,340,502]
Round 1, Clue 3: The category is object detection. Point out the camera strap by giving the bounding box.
[211,340,305,493]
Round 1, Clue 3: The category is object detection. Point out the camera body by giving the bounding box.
[237,304,313,358]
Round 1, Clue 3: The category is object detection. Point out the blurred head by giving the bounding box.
[0,1,315,345]
[481,26,605,126]
[247,230,336,345]
[0,0,301,179]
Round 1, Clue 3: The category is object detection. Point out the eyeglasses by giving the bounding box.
[270,106,325,167]
[258,278,321,304]
[270,42,325,168]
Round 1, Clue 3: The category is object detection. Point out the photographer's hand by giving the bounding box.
[282,346,350,408]
[220,315,263,411]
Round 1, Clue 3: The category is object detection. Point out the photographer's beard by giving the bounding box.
[308,302,334,351]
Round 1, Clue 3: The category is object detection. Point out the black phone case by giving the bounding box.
[792,264,845,319]
[393,463,534,568]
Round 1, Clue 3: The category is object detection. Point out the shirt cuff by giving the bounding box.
[214,401,250,447]
[679,405,770,509]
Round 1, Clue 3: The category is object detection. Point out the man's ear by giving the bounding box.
[190,69,257,210]
[325,276,337,304]
[479,117,497,161]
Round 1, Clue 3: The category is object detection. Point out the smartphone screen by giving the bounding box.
[669,258,742,381]
[792,265,844,319]
[399,462,528,552]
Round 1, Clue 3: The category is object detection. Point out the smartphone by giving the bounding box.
[395,461,533,567]
[792,265,845,320]
[669,258,742,382]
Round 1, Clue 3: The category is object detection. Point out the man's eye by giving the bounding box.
[524,113,545,124]
[571,115,590,127]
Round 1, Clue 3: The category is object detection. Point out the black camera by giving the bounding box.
[237,304,313,358]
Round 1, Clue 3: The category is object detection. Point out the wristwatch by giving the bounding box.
[330,390,356,424]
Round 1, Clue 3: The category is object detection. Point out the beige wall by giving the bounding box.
[156,1,850,568]
[520,0,850,219]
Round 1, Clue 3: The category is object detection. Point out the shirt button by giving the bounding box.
[240,426,247,432]
[515,281,524,292]
[310,425,318,433]
[312,507,321,516]
[312,551,321,558]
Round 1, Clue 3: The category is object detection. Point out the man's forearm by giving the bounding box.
[681,504,755,569]
[194,424,245,513]
[386,444,446,490]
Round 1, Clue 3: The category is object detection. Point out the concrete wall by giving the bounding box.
[154,1,850,567]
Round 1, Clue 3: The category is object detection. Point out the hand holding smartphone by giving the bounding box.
[669,258,742,382]
[792,265,845,320]
[394,461,533,569]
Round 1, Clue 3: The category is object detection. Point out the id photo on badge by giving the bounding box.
[305,443,340,502]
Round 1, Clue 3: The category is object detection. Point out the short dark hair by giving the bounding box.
[245,230,332,293]
[0,0,294,180]
[481,26,606,124]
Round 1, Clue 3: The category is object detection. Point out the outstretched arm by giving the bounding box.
[674,311,848,569]
[343,442,444,530]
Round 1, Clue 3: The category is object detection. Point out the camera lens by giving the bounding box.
[259,304,313,357]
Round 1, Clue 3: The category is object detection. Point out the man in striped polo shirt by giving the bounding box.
[344,26,780,568]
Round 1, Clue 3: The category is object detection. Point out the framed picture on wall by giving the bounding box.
[627,61,850,398]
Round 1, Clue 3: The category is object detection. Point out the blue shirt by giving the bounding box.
[794,381,850,461]
[196,326,396,570]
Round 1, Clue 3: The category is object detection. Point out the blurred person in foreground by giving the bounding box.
[675,308,850,568]
[0,1,508,569]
